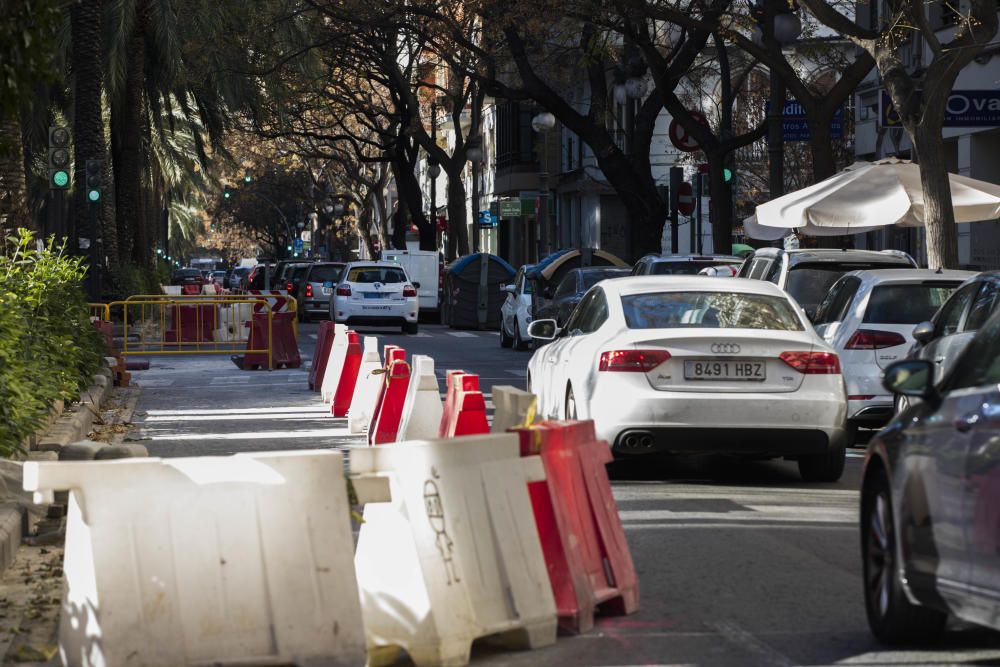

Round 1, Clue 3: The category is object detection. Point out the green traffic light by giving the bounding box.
[286,245,292,251]
[87,189,101,202]
[723,168,733,182]
[243,175,252,183]
[52,170,69,187]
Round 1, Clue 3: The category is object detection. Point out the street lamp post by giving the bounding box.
[467,135,484,254]
[531,111,556,260]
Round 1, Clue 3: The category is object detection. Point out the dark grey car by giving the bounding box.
[536,267,630,327]
[863,307,1000,643]
[906,271,996,385]
[295,262,345,322]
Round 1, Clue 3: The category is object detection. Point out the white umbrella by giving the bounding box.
[745,158,1000,239]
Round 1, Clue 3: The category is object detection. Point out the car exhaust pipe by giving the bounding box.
[620,431,654,450]
[622,434,639,449]
[638,434,654,449]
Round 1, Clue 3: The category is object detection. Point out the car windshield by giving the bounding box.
[581,269,629,290]
[784,263,908,310]
[347,266,407,283]
[863,283,959,324]
[310,265,343,282]
[175,269,201,278]
[621,291,804,330]
[650,260,734,275]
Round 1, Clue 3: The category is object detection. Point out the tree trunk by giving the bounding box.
[590,150,665,261]
[391,196,408,250]
[806,115,837,183]
[70,0,107,291]
[0,116,31,239]
[914,123,958,269]
[445,168,469,259]
[121,0,149,268]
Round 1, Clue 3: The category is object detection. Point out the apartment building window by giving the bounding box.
[496,100,536,168]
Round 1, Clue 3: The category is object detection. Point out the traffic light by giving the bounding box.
[210,222,216,231]
[723,168,733,182]
[223,189,232,199]
[85,160,103,203]
[243,175,252,183]
[48,126,71,190]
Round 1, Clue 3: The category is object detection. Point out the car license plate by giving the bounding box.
[364,292,382,299]
[684,360,766,381]
[322,287,332,295]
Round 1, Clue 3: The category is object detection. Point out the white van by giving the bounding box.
[380,248,440,313]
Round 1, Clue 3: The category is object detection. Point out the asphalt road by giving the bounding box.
[129,321,1000,666]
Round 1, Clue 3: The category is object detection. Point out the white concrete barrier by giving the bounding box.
[396,355,443,442]
[160,285,181,295]
[348,336,383,434]
[214,302,254,342]
[490,385,537,433]
[321,323,349,404]
[23,450,379,667]
[351,433,557,666]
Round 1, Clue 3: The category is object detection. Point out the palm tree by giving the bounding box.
[0,117,31,239]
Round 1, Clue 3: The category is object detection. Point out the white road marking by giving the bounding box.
[506,369,528,377]
[136,379,173,387]
[147,427,361,441]
[209,376,251,385]
[411,332,431,338]
[446,331,478,337]
[145,406,333,416]
[308,333,318,340]
[711,621,796,667]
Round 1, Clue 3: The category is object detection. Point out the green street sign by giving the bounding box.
[499,200,521,218]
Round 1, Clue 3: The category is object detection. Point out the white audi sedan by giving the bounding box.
[526,276,849,481]
[330,261,420,334]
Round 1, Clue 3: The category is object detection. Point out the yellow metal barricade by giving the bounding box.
[88,303,110,322]
[106,297,275,370]
[125,293,299,338]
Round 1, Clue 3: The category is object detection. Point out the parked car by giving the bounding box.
[295,262,345,322]
[227,266,251,290]
[631,254,744,276]
[170,268,205,287]
[278,261,312,292]
[905,271,999,386]
[500,265,534,350]
[698,264,741,277]
[526,276,848,481]
[737,248,918,317]
[862,306,1000,643]
[246,264,271,290]
[284,263,312,300]
[536,267,631,328]
[812,269,973,441]
[211,270,227,285]
[330,261,420,334]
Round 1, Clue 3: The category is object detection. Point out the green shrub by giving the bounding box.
[102,262,165,302]
[0,230,105,455]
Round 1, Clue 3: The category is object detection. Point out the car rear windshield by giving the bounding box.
[175,269,201,278]
[347,266,407,283]
[621,291,804,330]
[785,263,908,311]
[310,265,343,282]
[650,260,734,275]
[863,283,960,324]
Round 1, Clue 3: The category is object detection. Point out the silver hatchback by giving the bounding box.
[296,262,345,322]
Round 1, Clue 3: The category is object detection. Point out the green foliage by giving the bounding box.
[102,261,167,301]
[0,230,105,455]
[0,0,64,123]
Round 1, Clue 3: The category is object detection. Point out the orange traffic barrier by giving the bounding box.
[367,346,406,444]
[511,420,639,634]
[369,358,411,445]
[308,321,337,390]
[164,304,216,343]
[332,331,363,417]
[439,373,489,438]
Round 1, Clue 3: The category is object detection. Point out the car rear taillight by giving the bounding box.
[305,284,313,298]
[779,351,841,374]
[286,281,293,292]
[336,285,352,297]
[845,329,907,350]
[403,285,418,297]
[598,349,671,372]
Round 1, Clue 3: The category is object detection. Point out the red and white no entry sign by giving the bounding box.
[669,110,708,153]
[677,182,695,216]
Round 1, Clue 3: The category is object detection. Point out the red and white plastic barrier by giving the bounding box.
[439,373,489,438]
[321,324,349,403]
[396,355,442,441]
[368,346,407,445]
[332,331,363,417]
[308,321,337,391]
[351,434,557,666]
[348,337,383,433]
[510,420,639,634]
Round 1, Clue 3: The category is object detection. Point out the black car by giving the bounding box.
[536,267,631,327]
[170,268,205,287]
[863,306,1000,643]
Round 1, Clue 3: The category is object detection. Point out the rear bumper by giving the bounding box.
[336,315,414,326]
[848,398,895,427]
[613,427,839,457]
[302,298,332,314]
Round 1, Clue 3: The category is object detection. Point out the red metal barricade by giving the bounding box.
[511,420,639,634]
[164,304,216,343]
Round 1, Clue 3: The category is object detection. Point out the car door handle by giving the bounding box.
[956,412,981,433]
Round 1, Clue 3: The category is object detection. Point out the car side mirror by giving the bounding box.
[883,360,938,400]
[527,319,559,341]
[412,281,421,289]
[912,321,935,344]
